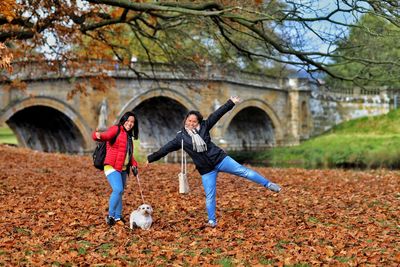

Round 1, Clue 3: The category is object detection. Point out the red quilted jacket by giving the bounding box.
[92,125,138,172]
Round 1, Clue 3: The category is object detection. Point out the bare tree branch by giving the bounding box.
[1,0,400,85]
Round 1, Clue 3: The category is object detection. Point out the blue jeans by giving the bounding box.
[201,156,271,222]
[106,170,127,219]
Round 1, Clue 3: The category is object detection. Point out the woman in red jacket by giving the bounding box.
[92,111,139,226]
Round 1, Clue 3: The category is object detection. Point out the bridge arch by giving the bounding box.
[118,88,198,116]
[1,96,92,153]
[118,88,199,152]
[220,99,284,150]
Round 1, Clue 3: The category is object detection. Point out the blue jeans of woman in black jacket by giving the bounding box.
[201,156,281,227]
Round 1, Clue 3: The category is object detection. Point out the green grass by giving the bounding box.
[267,134,400,169]
[230,108,400,169]
[0,126,18,145]
[133,139,146,162]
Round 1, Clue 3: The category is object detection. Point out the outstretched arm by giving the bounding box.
[92,125,119,141]
[147,137,181,163]
[205,96,240,130]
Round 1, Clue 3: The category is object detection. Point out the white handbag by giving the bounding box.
[179,139,190,194]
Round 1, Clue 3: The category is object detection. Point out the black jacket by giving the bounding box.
[147,99,235,175]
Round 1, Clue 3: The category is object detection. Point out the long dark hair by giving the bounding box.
[183,110,203,127]
[118,111,139,140]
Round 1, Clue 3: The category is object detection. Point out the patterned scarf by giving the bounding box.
[185,126,207,152]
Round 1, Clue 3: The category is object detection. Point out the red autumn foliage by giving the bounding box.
[0,43,13,73]
[0,145,399,265]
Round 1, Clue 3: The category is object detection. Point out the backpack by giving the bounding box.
[92,127,120,170]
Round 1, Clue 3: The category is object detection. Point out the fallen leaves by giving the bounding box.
[0,145,399,265]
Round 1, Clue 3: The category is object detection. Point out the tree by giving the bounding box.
[70,0,292,77]
[0,0,15,72]
[325,13,400,89]
[1,0,400,86]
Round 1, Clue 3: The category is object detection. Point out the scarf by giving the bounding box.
[185,127,207,152]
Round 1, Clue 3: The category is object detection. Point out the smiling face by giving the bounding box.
[185,114,199,131]
[123,116,135,131]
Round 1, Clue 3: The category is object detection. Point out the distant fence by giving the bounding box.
[316,85,400,101]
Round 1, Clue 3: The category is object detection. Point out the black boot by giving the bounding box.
[105,216,115,226]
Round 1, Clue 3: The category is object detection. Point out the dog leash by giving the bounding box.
[134,173,146,204]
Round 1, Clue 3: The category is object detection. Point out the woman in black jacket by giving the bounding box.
[147,96,281,227]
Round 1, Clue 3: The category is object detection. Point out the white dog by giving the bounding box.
[129,204,153,230]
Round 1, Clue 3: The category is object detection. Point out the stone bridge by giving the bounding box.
[0,60,315,157]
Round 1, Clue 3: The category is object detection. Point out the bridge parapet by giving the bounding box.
[2,60,291,91]
[315,85,398,100]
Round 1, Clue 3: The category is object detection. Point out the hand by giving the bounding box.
[95,128,101,140]
[132,166,138,177]
[230,96,241,104]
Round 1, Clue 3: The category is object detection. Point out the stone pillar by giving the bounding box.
[287,78,301,146]
[97,98,108,131]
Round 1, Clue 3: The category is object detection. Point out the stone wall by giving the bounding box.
[309,85,392,136]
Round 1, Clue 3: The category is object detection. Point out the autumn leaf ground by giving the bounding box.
[0,145,399,266]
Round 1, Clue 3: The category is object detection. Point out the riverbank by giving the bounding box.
[230,108,400,169]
